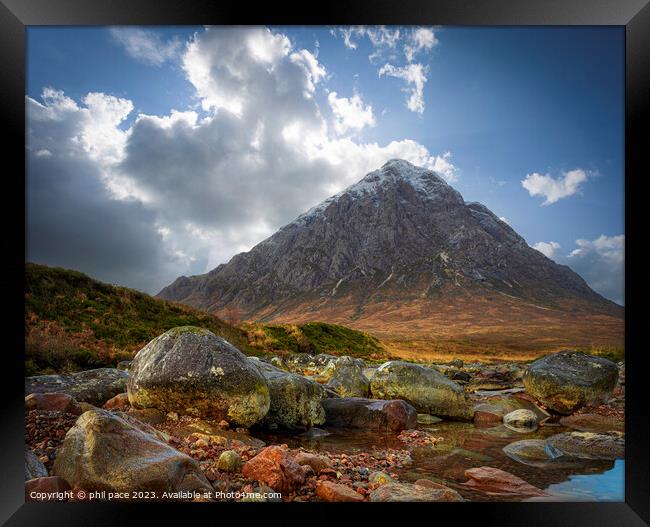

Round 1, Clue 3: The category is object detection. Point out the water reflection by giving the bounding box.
[258,420,624,502]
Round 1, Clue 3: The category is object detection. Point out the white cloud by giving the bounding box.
[28,27,455,294]
[533,240,561,259]
[110,27,182,66]
[328,91,375,135]
[532,235,624,305]
[405,27,438,62]
[521,168,591,205]
[378,63,428,113]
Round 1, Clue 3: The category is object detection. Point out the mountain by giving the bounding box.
[158,159,623,359]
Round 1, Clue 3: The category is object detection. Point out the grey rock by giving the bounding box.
[127,326,270,427]
[25,368,128,406]
[321,397,417,431]
[25,448,48,480]
[370,360,474,420]
[326,356,370,397]
[523,351,619,414]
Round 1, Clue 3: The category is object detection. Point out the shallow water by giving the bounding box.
[259,421,624,502]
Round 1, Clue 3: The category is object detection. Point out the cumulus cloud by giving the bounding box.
[532,235,624,305]
[378,63,428,114]
[533,240,561,259]
[521,168,592,205]
[328,91,375,135]
[110,27,182,66]
[27,26,455,294]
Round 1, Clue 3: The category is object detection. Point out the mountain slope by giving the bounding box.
[158,159,623,357]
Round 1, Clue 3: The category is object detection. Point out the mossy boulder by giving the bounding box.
[127,327,270,427]
[370,361,474,420]
[523,351,618,414]
[53,409,212,493]
[326,356,370,397]
[250,359,326,430]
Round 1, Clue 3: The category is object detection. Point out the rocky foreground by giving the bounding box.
[24,326,625,502]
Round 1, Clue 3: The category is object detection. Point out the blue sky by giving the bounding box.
[26,26,625,303]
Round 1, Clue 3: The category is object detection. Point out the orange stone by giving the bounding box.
[316,481,365,502]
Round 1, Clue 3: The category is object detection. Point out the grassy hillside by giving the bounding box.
[25,263,258,375]
[25,263,388,375]
[244,322,387,359]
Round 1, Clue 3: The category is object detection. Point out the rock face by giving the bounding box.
[127,327,270,427]
[545,431,624,460]
[370,361,474,420]
[250,359,326,430]
[369,482,464,502]
[241,445,305,493]
[321,397,417,431]
[325,356,370,398]
[158,159,620,341]
[25,368,128,406]
[53,409,212,493]
[523,351,619,414]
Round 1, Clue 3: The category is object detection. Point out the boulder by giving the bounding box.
[502,439,566,468]
[316,481,365,502]
[325,356,370,397]
[462,466,547,497]
[25,393,82,415]
[369,482,464,502]
[53,409,211,493]
[472,395,549,425]
[241,446,305,493]
[127,327,270,427]
[545,431,624,460]
[25,448,48,480]
[503,409,539,432]
[522,351,618,414]
[559,413,624,433]
[250,359,326,430]
[321,397,417,431]
[370,361,474,420]
[25,368,128,406]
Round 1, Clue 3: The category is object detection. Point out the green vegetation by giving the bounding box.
[25,263,257,375]
[244,322,386,358]
[25,263,387,375]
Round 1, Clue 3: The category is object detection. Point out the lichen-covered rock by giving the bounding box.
[322,397,417,431]
[326,356,370,397]
[127,327,270,427]
[523,351,618,414]
[25,368,128,406]
[250,359,326,430]
[503,409,539,432]
[545,431,624,460]
[217,450,242,472]
[369,482,464,502]
[370,361,474,420]
[53,409,212,493]
[25,448,48,480]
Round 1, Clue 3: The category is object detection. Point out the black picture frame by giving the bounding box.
[3,0,649,524]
